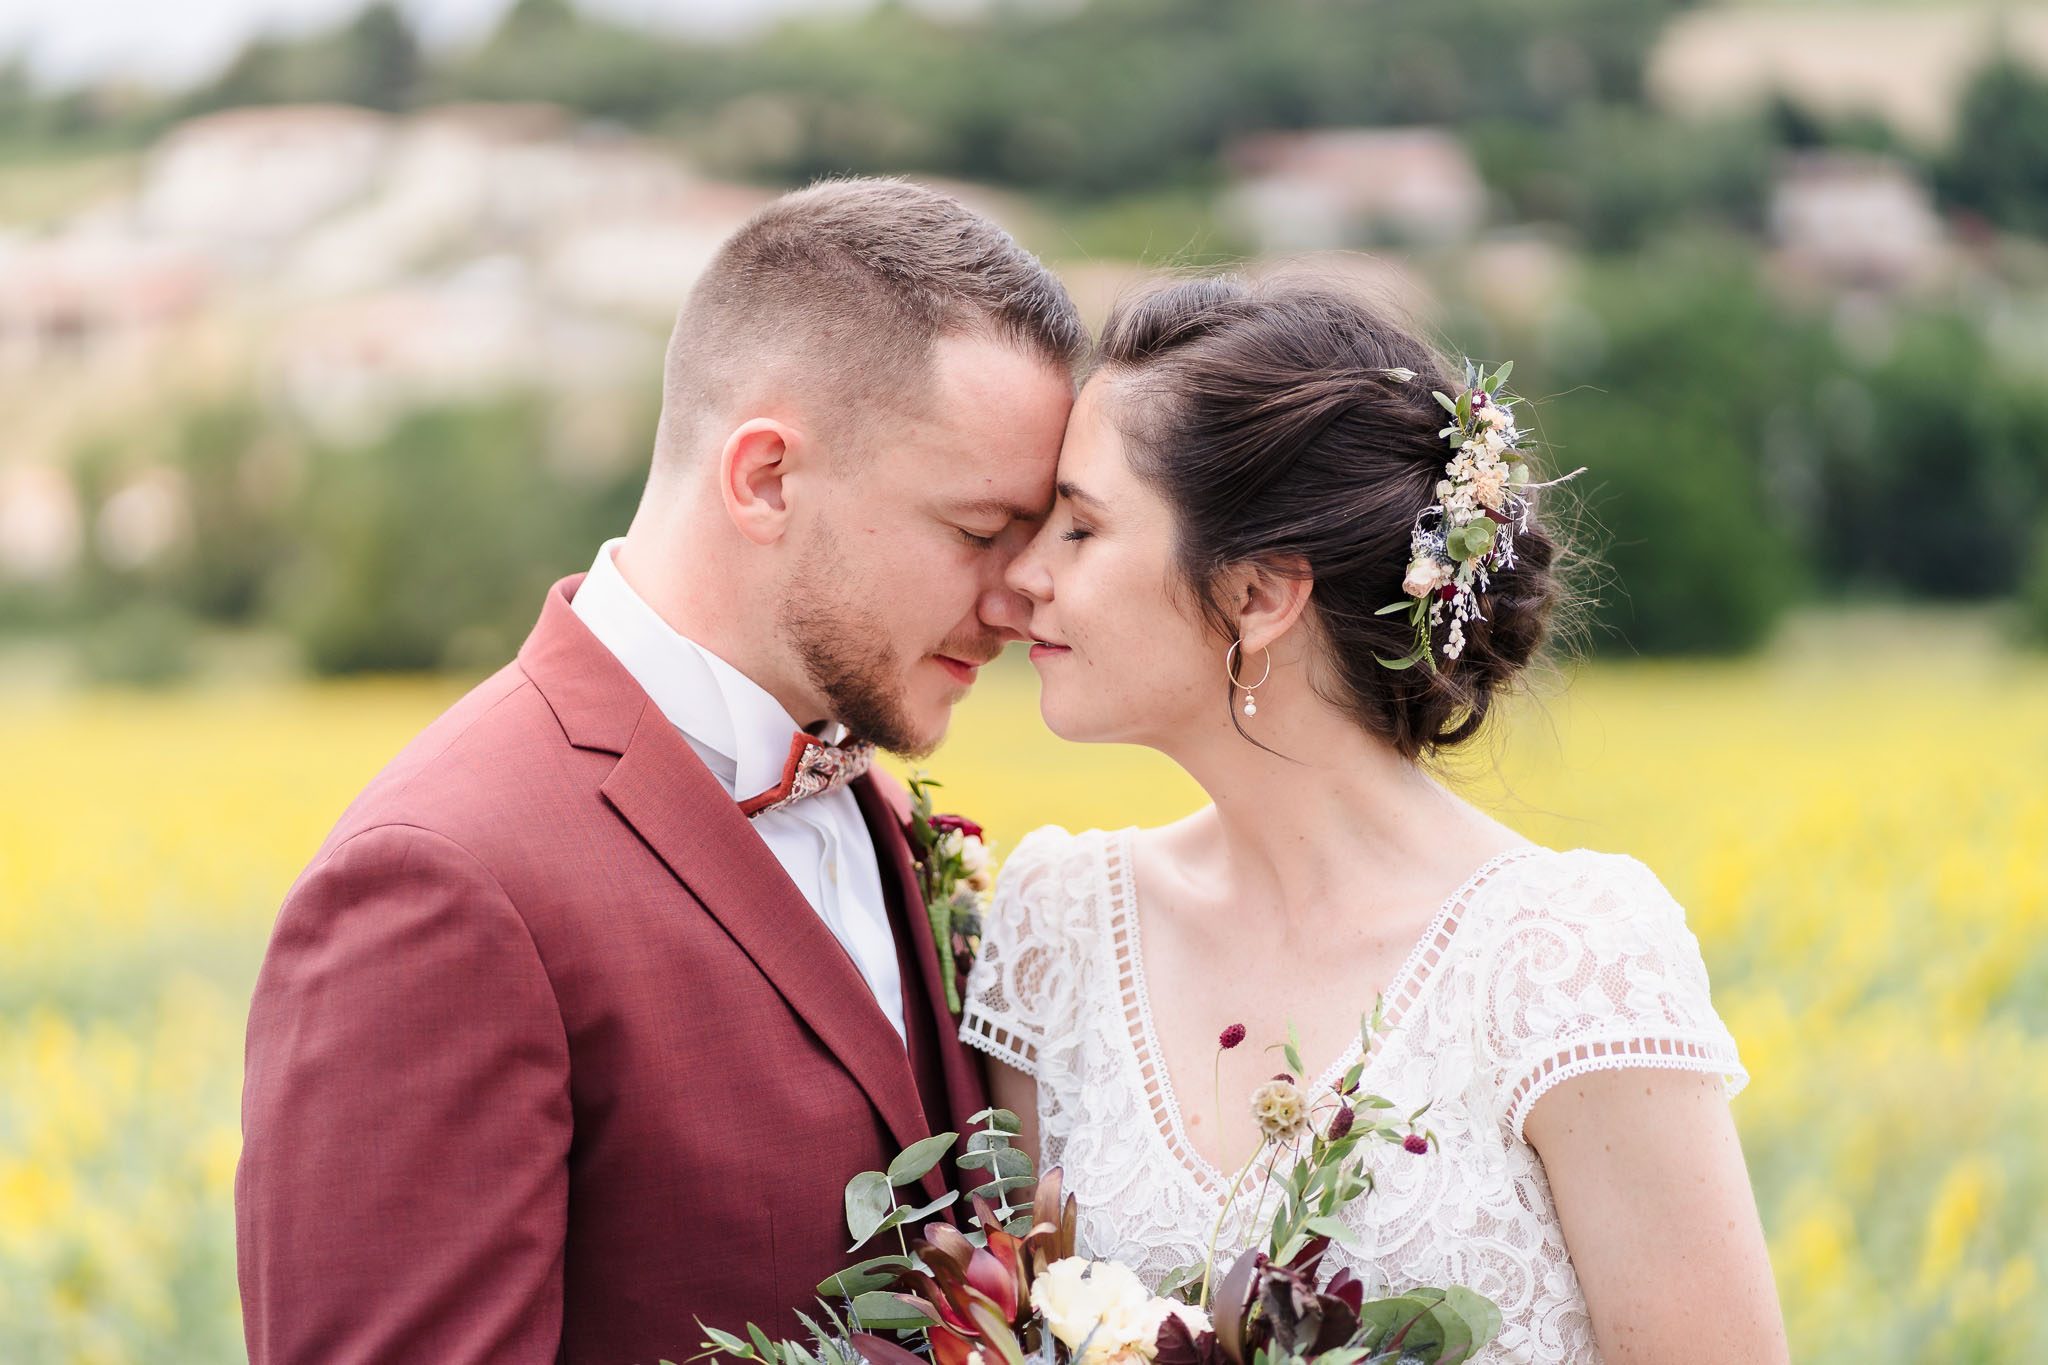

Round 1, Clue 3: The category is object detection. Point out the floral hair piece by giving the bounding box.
[1374,358,1583,672]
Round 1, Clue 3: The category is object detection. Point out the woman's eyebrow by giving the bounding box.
[1056,481,1106,512]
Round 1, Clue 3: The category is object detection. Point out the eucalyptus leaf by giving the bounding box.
[846,1291,934,1331]
[956,1145,1032,1177]
[850,1191,960,1251]
[1303,1214,1361,1249]
[816,1254,919,1299]
[701,1327,753,1359]
[1432,390,1458,416]
[843,1170,892,1246]
[970,1173,1038,1200]
[886,1132,957,1187]
[1375,599,1416,616]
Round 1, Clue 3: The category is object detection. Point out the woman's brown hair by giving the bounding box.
[1095,274,1571,760]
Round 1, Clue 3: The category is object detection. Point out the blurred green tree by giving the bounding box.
[274,397,640,675]
[1939,55,2048,236]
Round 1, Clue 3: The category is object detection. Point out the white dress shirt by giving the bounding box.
[571,538,907,1043]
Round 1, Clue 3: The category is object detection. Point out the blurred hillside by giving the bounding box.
[3,0,2048,680]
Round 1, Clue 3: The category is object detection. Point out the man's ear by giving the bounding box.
[718,418,802,546]
[1233,556,1314,658]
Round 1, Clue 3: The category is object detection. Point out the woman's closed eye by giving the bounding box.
[1060,524,1093,544]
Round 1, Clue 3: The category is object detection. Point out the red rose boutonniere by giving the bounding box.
[905,772,991,1017]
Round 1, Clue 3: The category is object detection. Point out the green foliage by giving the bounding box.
[2023,515,2048,647]
[186,1,422,115]
[73,600,197,687]
[1815,311,2048,600]
[1470,105,1775,252]
[272,397,639,675]
[1537,245,1824,653]
[1939,55,2048,237]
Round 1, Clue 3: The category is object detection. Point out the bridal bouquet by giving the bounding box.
[680,1017,1502,1365]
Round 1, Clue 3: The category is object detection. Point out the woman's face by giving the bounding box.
[1004,375,1225,746]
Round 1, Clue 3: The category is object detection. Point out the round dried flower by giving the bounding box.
[1217,1023,1247,1050]
[1250,1077,1310,1144]
[1404,1133,1431,1155]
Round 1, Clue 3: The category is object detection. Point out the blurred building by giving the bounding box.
[1768,151,1949,292]
[140,104,396,266]
[1222,127,1488,252]
[0,233,212,374]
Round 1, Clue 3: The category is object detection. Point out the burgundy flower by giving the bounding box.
[1272,1072,1295,1084]
[1404,1133,1430,1155]
[1218,1023,1247,1050]
[1471,389,1491,409]
[1326,1105,1355,1141]
[1437,583,1458,601]
[929,814,983,839]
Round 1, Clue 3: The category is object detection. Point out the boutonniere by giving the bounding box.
[905,772,992,1016]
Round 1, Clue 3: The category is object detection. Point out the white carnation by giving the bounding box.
[1031,1259,1198,1364]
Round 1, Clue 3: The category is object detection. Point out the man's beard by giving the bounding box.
[778,530,932,758]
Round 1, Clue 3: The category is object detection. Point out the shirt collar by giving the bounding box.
[570,538,806,801]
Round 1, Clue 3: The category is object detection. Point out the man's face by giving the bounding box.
[777,333,1075,756]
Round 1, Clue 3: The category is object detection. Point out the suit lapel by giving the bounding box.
[853,775,991,1152]
[521,574,969,1197]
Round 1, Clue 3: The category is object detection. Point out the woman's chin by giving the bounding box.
[1039,693,1137,746]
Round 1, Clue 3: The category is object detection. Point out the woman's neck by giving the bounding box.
[1154,692,1501,937]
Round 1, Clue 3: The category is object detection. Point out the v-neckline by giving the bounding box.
[1101,826,1542,1202]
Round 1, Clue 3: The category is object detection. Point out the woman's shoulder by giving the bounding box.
[1478,844,1706,956]
[998,822,1121,876]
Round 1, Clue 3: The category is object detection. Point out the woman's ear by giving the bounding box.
[1234,556,1313,658]
[718,418,802,546]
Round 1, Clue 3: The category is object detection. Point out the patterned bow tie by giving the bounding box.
[738,730,875,819]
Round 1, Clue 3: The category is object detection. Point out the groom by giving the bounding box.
[235,178,1084,1363]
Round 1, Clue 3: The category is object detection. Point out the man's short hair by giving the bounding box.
[658,177,1087,464]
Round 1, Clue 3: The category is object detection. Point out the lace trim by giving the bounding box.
[959,1005,1039,1075]
[1506,1034,1751,1143]
[1111,833,1545,1202]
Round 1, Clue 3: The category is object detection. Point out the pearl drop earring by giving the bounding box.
[1226,639,1272,719]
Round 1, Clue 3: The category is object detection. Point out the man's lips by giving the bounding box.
[933,654,986,685]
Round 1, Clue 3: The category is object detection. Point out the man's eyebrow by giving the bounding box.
[1057,481,1106,512]
[953,497,1046,523]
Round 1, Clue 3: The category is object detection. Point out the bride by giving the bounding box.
[958,276,1790,1363]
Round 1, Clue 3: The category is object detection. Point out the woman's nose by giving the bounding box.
[1003,528,1054,604]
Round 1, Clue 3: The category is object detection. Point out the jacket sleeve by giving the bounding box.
[236,822,571,1364]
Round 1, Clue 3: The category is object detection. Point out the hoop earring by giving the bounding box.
[1226,639,1272,718]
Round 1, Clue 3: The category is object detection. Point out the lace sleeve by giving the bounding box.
[959,826,1081,1077]
[1480,852,1749,1144]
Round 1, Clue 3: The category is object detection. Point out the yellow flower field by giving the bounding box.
[2,637,2044,1362]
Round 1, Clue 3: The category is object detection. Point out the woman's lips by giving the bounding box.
[1028,641,1071,662]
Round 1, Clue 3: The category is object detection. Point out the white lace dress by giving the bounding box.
[959,826,1749,1365]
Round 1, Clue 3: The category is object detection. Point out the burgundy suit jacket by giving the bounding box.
[237,574,989,1364]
